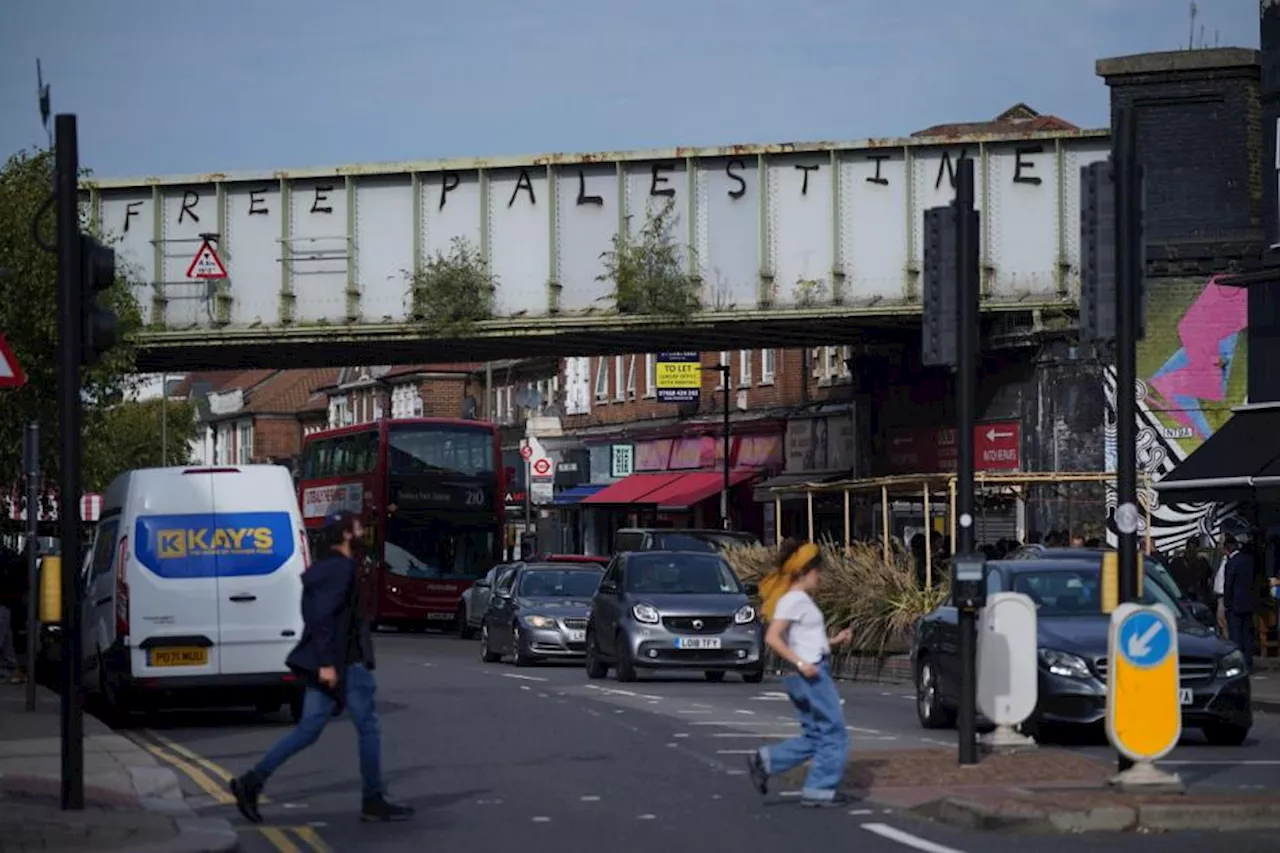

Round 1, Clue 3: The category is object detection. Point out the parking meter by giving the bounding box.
[952,552,987,610]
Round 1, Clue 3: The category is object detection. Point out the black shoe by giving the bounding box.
[230,773,265,824]
[746,752,768,796]
[361,796,414,822]
[800,792,852,809]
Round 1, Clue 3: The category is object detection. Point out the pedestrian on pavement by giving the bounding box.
[748,540,854,808]
[1212,537,1232,636]
[1170,538,1212,603]
[230,510,413,824]
[1222,533,1258,670]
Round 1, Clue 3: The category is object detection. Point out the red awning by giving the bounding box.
[645,469,759,510]
[580,472,686,505]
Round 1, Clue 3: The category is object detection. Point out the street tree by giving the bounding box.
[0,147,144,498]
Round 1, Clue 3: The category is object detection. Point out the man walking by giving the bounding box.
[230,511,412,823]
[1222,534,1257,671]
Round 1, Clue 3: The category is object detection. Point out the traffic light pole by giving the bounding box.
[55,113,85,811]
[1112,106,1143,776]
[954,158,980,767]
[24,422,39,712]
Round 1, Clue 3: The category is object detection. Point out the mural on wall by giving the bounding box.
[1103,276,1247,554]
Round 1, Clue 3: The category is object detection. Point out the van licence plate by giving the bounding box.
[1179,688,1193,705]
[675,637,721,650]
[149,647,208,667]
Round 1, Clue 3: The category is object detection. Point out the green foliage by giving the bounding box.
[793,277,827,307]
[406,237,496,334]
[0,148,144,494]
[598,198,701,316]
[82,398,199,490]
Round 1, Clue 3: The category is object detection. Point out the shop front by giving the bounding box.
[753,408,857,545]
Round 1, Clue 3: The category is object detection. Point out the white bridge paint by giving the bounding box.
[83,130,1109,340]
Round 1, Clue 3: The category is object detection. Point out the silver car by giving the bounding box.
[585,551,764,683]
[480,563,603,665]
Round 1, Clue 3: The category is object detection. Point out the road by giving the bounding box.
[114,633,1280,853]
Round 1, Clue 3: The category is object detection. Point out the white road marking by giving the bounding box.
[532,816,551,823]
[735,709,755,715]
[1161,760,1280,766]
[282,803,308,809]
[692,721,797,727]
[919,737,952,747]
[716,749,758,755]
[862,823,964,853]
[520,685,532,691]
[674,733,689,738]
[637,814,657,820]
[667,743,678,747]
[677,709,711,714]
[848,808,874,815]
[585,709,601,716]
[725,770,747,775]
[421,662,435,667]
[712,733,795,739]
[580,795,601,802]
[849,727,882,734]
[502,673,549,682]
[692,702,712,708]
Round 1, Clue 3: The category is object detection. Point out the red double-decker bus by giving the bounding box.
[296,418,504,630]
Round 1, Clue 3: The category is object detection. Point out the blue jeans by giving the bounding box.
[758,662,849,801]
[253,663,383,801]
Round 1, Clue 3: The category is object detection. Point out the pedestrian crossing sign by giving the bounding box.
[186,239,228,279]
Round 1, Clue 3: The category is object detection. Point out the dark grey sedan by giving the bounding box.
[480,563,604,666]
[585,550,764,683]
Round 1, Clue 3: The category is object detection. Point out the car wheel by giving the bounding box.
[480,624,501,663]
[704,671,726,683]
[1202,723,1250,746]
[615,633,638,683]
[457,606,473,640]
[916,657,952,729]
[741,667,765,684]
[513,628,535,667]
[585,631,608,679]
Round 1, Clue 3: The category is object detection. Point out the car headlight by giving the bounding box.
[523,615,557,629]
[734,604,757,624]
[1038,648,1091,679]
[631,603,660,624]
[1219,649,1247,679]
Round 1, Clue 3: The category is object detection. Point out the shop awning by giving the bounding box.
[1154,404,1280,503]
[752,471,848,502]
[551,484,608,506]
[646,469,759,511]
[581,472,686,505]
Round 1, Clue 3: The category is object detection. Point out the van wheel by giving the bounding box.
[96,650,130,729]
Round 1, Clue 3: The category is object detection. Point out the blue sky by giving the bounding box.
[0,0,1260,180]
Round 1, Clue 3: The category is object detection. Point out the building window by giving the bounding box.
[761,349,776,384]
[236,421,253,464]
[614,356,626,402]
[625,355,637,400]
[738,350,752,387]
[215,424,233,465]
[564,357,591,415]
[812,346,853,384]
[594,356,609,403]
[717,352,730,388]
[644,354,656,398]
[329,394,351,428]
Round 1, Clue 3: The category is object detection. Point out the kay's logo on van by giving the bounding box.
[156,526,275,559]
[135,512,295,580]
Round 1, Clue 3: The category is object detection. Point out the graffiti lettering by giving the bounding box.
[123,201,142,233]
[726,159,747,199]
[310,184,334,214]
[866,154,891,186]
[795,164,820,195]
[439,171,460,210]
[248,189,269,215]
[650,163,676,198]
[1013,145,1043,186]
[509,169,536,207]
[179,190,200,223]
[576,170,602,206]
[935,148,970,191]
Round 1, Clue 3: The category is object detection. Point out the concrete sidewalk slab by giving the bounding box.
[0,682,238,853]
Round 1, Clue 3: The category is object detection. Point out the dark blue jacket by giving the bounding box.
[1222,550,1257,615]
[285,552,375,686]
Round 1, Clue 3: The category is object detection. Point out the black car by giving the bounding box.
[613,528,760,554]
[585,550,764,683]
[480,562,604,666]
[912,558,1251,745]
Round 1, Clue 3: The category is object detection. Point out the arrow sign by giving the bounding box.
[0,333,27,389]
[1106,602,1181,762]
[186,239,228,279]
[1117,610,1171,668]
[985,427,1014,442]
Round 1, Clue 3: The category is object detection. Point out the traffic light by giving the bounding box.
[80,234,118,365]
[922,205,958,367]
[1080,160,1145,345]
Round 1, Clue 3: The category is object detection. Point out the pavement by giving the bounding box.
[0,680,239,852]
[99,633,1280,853]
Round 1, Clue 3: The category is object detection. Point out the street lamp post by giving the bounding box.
[718,363,731,530]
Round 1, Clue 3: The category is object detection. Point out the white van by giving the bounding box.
[82,465,309,721]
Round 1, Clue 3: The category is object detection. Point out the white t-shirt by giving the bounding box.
[1213,556,1227,595]
[773,589,829,665]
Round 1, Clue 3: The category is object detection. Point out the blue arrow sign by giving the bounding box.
[1117,610,1172,668]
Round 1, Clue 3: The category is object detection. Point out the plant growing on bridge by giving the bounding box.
[598,198,701,317]
[406,237,496,334]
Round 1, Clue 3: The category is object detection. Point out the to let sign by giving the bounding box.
[654,352,701,403]
[882,421,1021,474]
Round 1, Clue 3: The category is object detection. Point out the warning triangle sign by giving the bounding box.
[0,333,27,389]
[186,239,228,279]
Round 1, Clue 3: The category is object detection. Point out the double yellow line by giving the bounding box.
[127,730,332,853]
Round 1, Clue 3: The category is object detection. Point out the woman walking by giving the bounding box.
[748,540,854,807]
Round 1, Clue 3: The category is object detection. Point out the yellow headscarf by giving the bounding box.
[758,542,820,621]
